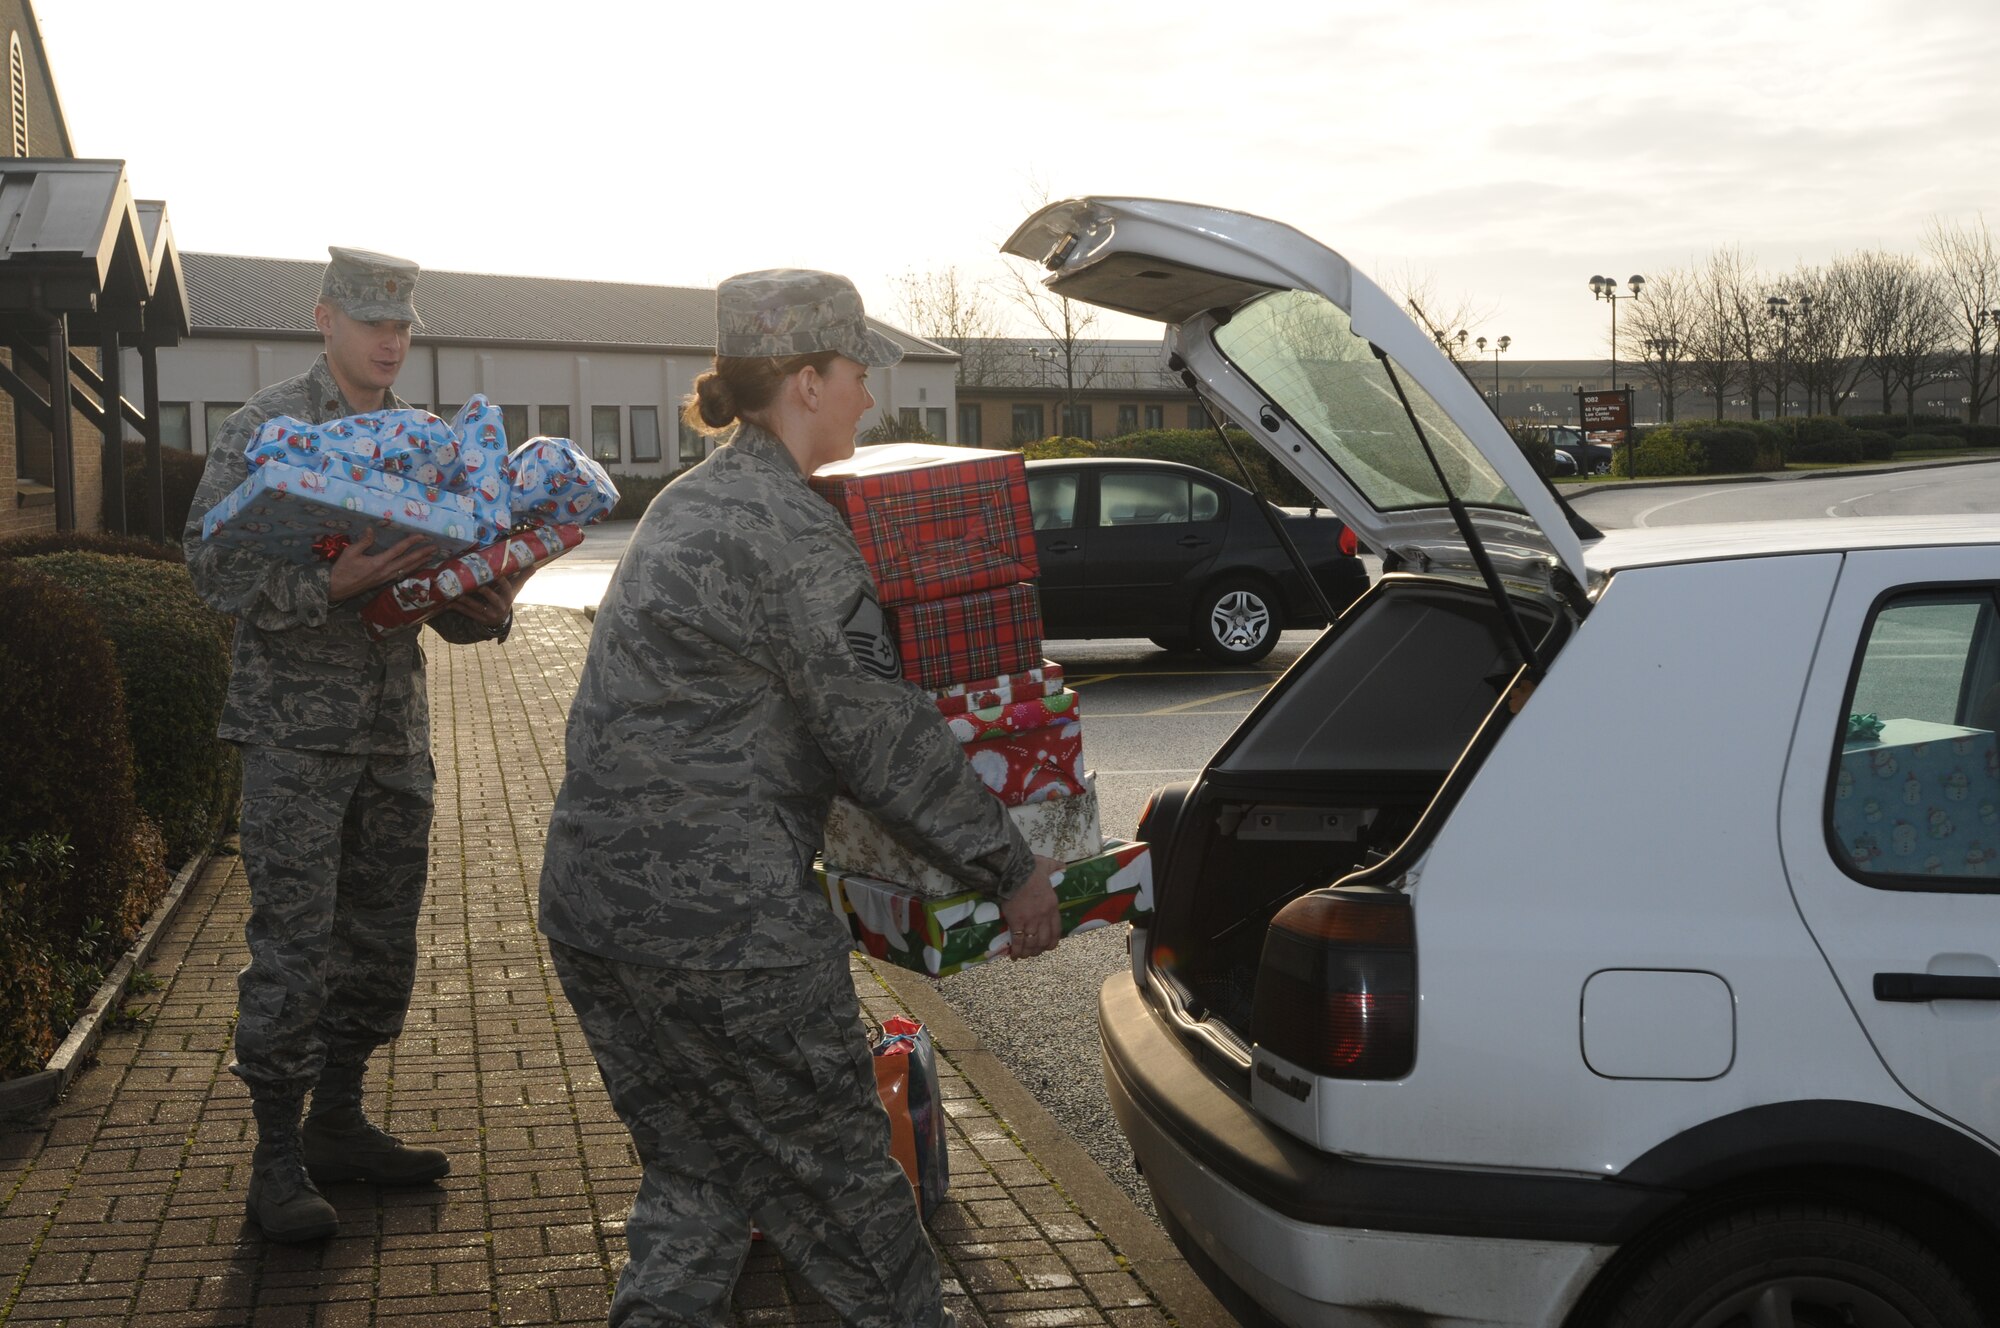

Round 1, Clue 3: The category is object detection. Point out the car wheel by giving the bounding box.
[1601,1203,1985,1328]
[1194,579,1281,665]
[1149,634,1196,653]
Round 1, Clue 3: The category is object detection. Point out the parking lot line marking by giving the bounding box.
[1066,669,1285,686]
[1092,769,1204,776]
[1147,685,1269,716]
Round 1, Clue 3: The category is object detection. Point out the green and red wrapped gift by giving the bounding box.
[820,839,1153,979]
[931,661,1064,717]
[810,444,1039,606]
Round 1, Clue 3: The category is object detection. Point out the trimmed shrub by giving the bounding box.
[1962,424,2000,448]
[1845,412,1958,434]
[1853,430,1898,462]
[1611,431,1700,478]
[609,471,675,521]
[0,529,182,563]
[120,440,208,543]
[0,834,71,1078]
[0,565,151,947]
[17,553,237,868]
[1020,436,1101,461]
[1896,433,1959,454]
[1682,425,1784,474]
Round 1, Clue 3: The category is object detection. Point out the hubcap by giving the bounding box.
[1210,590,1271,651]
[1688,1275,1915,1328]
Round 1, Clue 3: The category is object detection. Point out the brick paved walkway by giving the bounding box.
[0,607,1211,1327]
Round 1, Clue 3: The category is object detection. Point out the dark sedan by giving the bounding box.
[1025,457,1369,664]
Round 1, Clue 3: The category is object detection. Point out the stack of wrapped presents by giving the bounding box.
[199,395,619,637]
[808,443,1154,978]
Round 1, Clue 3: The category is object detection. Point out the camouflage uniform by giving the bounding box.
[541,270,1028,1327]
[182,256,505,1112]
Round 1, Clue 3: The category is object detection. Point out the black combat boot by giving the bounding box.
[302,1057,450,1184]
[247,1098,339,1242]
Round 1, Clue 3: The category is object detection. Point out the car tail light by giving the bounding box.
[1337,525,1359,557]
[1252,889,1415,1079]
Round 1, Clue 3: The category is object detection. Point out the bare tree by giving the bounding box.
[1790,260,1869,417]
[1622,267,1700,421]
[1851,250,1954,421]
[1687,248,1748,420]
[1925,215,2000,424]
[1384,263,1494,372]
[891,267,1006,387]
[1000,259,1105,435]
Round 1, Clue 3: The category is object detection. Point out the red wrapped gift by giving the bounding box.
[885,582,1042,690]
[942,688,1080,744]
[360,523,581,639]
[931,661,1064,716]
[810,444,1038,606]
[962,719,1086,805]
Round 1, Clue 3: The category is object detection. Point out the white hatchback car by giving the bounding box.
[1003,198,2000,1328]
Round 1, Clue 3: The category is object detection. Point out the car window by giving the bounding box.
[1191,482,1222,522]
[1027,472,1079,531]
[1100,472,1191,526]
[1210,289,1523,515]
[1830,589,2000,885]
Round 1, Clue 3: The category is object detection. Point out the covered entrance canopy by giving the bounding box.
[0,159,190,538]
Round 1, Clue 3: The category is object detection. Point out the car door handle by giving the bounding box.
[1047,540,1079,554]
[1177,536,1209,549]
[1873,972,2000,1002]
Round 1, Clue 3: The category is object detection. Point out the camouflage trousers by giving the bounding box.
[549,941,953,1328]
[233,744,434,1104]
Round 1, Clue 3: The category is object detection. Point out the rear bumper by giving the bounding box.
[1099,974,1664,1325]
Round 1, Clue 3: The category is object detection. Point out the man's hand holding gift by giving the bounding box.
[444,567,534,627]
[329,529,439,602]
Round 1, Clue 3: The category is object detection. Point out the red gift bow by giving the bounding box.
[311,534,352,562]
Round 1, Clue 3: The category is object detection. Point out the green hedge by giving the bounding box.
[16,553,237,869]
[609,471,674,521]
[0,564,168,1077]
[120,440,208,543]
[0,529,182,562]
[1019,429,1316,505]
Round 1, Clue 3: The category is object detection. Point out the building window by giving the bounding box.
[9,33,26,157]
[1011,404,1045,444]
[158,403,191,451]
[679,415,707,466]
[1144,404,1163,429]
[899,406,924,435]
[631,406,662,463]
[1186,404,1208,429]
[539,404,571,439]
[926,407,947,441]
[1117,405,1139,435]
[205,403,243,449]
[591,406,622,464]
[959,404,982,445]
[500,404,529,444]
[1060,403,1093,439]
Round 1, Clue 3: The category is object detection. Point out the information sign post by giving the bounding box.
[1579,389,1635,477]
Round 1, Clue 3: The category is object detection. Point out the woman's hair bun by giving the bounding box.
[694,373,737,428]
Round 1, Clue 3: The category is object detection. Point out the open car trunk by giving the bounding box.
[1147,577,1561,1050]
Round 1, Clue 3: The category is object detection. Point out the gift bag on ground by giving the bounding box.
[871,1015,947,1220]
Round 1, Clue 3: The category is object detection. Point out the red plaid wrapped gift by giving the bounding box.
[360,523,581,639]
[962,715,1086,805]
[810,444,1038,606]
[941,688,1080,744]
[931,661,1064,717]
[885,582,1042,690]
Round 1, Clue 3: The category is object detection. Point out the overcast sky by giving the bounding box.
[36,0,2000,360]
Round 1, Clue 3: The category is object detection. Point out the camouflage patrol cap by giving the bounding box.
[321,246,423,327]
[715,269,903,366]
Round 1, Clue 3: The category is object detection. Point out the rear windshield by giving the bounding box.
[1211,290,1524,515]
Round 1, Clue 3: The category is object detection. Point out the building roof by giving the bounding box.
[0,158,186,344]
[181,252,956,359]
[942,337,1183,393]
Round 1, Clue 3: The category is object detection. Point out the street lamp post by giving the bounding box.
[1475,334,1511,408]
[1589,273,1644,475]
